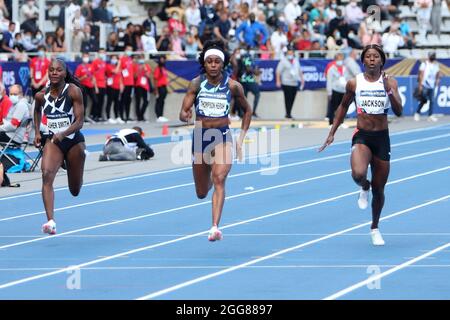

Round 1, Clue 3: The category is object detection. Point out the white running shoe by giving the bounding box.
[116,117,125,124]
[156,116,169,122]
[42,220,56,235]
[428,115,438,122]
[208,226,223,242]
[358,188,369,210]
[371,229,385,246]
[107,118,117,124]
[414,113,420,121]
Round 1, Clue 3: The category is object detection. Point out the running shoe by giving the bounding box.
[208,226,223,242]
[358,187,370,210]
[42,220,56,235]
[371,228,385,246]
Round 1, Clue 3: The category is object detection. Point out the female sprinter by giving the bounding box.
[319,44,403,246]
[34,58,86,235]
[179,40,252,241]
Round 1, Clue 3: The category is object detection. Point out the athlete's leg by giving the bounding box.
[65,142,86,197]
[192,156,212,199]
[350,143,372,191]
[369,156,390,229]
[210,142,233,227]
[41,141,64,221]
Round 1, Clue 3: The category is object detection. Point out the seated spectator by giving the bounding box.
[53,26,67,53]
[284,0,302,26]
[32,29,45,47]
[20,0,39,33]
[214,10,231,45]
[185,28,203,59]
[156,25,172,52]
[309,40,326,58]
[270,21,288,59]
[1,21,16,56]
[185,0,201,28]
[106,31,120,52]
[294,29,312,51]
[143,7,158,39]
[168,8,186,37]
[398,17,415,49]
[382,24,405,57]
[45,34,55,52]
[345,0,365,33]
[376,0,401,21]
[21,29,37,52]
[99,127,155,161]
[200,24,215,45]
[0,84,30,146]
[142,26,157,54]
[92,0,112,23]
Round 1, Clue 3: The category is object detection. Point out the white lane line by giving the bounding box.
[1,136,449,223]
[136,195,450,300]
[0,172,447,291]
[1,265,450,272]
[323,242,450,300]
[1,124,448,201]
[0,154,448,251]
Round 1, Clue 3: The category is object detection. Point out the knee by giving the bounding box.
[351,171,367,185]
[371,186,385,198]
[42,170,56,186]
[211,172,227,187]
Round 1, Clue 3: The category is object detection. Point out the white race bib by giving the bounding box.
[47,116,71,134]
[140,77,147,86]
[198,98,228,117]
[35,71,42,80]
[339,76,347,86]
[107,77,113,86]
[122,69,129,78]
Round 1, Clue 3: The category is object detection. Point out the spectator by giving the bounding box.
[284,0,302,26]
[168,8,186,36]
[143,7,158,39]
[156,25,172,52]
[20,0,39,33]
[118,46,136,122]
[92,0,112,23]
[21,29,37,52]
[431,0,442,36]
[270,21,288,59]
[382,24,405,57]
[1,21,16,55]
[53,26,67,53]
[185,28,203,59]
[344,48,362,79]
[376,0,400,20]
[92,48,107,122]
[214,10,231,45]
[122,23,136,51]
[81,24,99,53]
[44,34,55,52]
[75,52,98,123]
[200,24,215,45]
[185,0,201,28]
[236,12,268,49]
[345,0,365,33]
[294,29,312,51]
[398,17,415,49]
[415,0,432,40]
[105,54,124,124]
[157,0,182,22]
[328,8,348,39]
[0,0,9,19]
[326,52,350,126]
[170,30,186,60]
[134,55,155,122]
[0,84,12,125]
[326,29,347,55]
[134,25,144,52]
[309,40,326,58]
[29,45,50,97]
[106,31,120,52]
[142,26,157,54]
[0,84,30,145]
[414,52,441,122]
[200,0,219,34]
[275,48,305,119]
[32,29,45,47]
[153,55,169,122]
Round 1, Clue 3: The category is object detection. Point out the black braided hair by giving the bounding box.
[198,39,230,74]
[361,44,386,68]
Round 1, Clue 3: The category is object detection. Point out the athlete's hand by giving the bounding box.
[179,109,192,122]
[34,132,42,148]
[318,134,334,152]
[51,133,65,144]
[382,71,392,92]
[236,138,243,162]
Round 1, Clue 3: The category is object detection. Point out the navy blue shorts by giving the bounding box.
[43,131,85,156]
[352,128,390,161]
[192,126,233,154]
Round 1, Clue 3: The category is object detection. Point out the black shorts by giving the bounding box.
[352,128,391,161]
[43,131,85,155]
[191,126,233,154]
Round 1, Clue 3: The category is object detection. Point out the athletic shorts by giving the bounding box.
[191,126,233,154]
[351,128,390,161]
[43,131,85,155]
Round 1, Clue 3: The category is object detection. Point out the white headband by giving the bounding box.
[204,49,224,61]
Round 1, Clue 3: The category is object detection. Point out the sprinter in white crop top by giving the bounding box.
[319,44,403,246]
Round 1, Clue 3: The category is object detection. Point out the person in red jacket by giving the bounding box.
[153,55,169,122]
[75,52,98,123]
[117,45,136,122]
[29,45,51,98]
[105,54,124,124]
[91,48,107,122]
[134,54,155,122]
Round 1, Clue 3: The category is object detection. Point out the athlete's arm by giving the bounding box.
[33,92,44,148]
[383,72,403,117]
[53,84,84,142]
[318,78,356,152]
[231,79,252,161]
[179,77,199,123]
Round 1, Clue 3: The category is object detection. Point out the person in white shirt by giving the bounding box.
[381,25,404,58]
[270,22,288,59]
[0,84,30,145]
[185,0,202,28]
[415,52,441,121]
[141,27,157,54]
[284,0,302,26]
